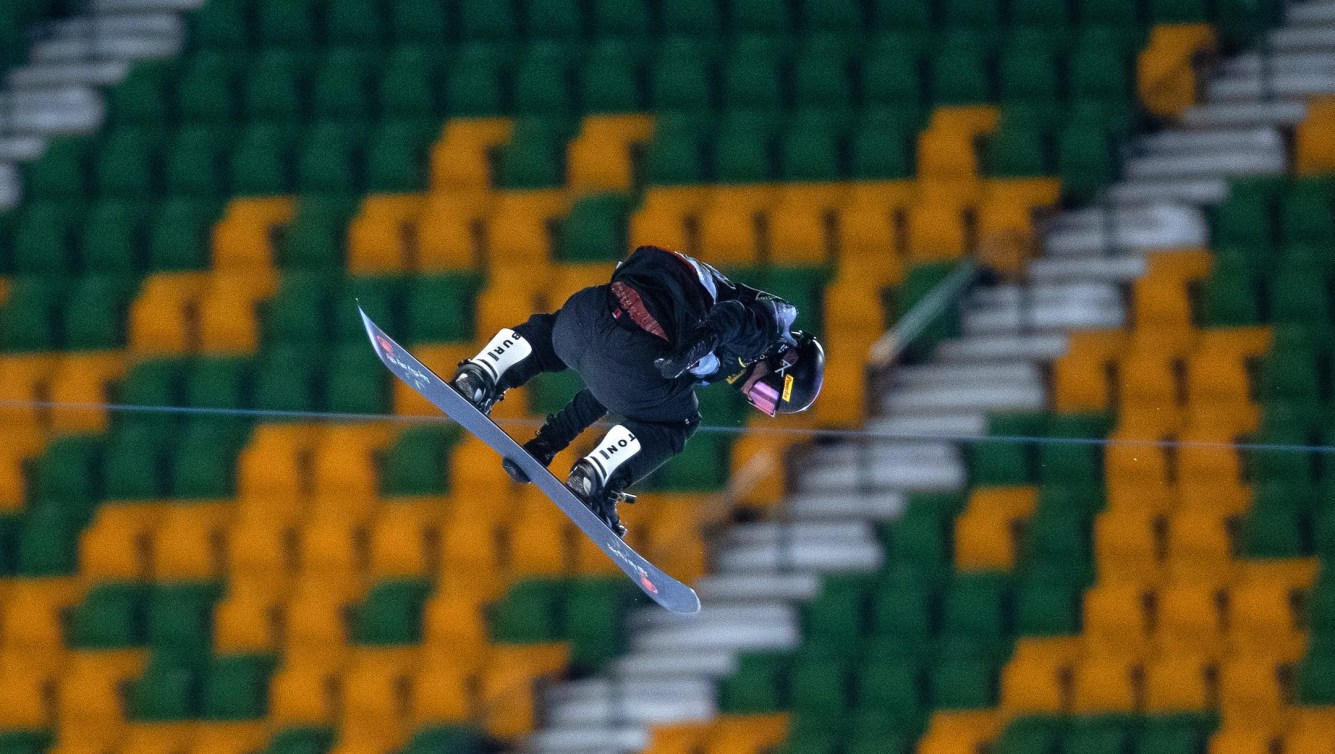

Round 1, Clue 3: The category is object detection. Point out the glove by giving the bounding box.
[655,325,722,380]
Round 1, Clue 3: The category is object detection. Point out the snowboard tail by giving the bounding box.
[358,306,701,614]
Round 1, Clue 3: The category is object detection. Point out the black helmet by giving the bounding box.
[732,331,825,416]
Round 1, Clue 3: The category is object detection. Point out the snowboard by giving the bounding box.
[358,306,702,615]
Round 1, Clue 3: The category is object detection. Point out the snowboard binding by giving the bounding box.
[566,459,635,538]
[451,361,505,415]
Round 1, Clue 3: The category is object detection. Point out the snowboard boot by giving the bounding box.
[565,459,635,539]
[451,360,505,415]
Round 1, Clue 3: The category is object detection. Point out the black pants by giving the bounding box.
[506,312,699,490]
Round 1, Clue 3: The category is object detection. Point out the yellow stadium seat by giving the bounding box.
[507,487,574,577]
[420,593,490,669]
[1071,655,1140,713]
[439,519,506,595]
[954,487,1038,571]
[1218,656,1289,731]
[1155,583,1226,658]
[1083,582,1153,658]
[1175,424,1251,508]
[55,650,149,750]
[151,503,231,581]
[1165,507,1235,585]
[552,262,617,305]
[567,114,655,193]
[225,515,296,590]
[213,585,282,655]
[629,187,710,253]
[340,652,413,752]
[311,425,392,503]
[0,662,54,729]
[48,352,127,434]
[0,578,79,668]
[703,713,791,754]
[119,723,197,754]
[1228,579,1306,661]
[1284,708,1335,754]
[369,502,441,580]
[297,517,367,588]
[697,187,774,268]
[1052,330,1129,412]
[269,663,339,728]
[236,423,320,504]
[643,723,711,754]
[79,503,163,582]
[430,117,512,191]
[410,652,475,726]
[917,710,1003,754]
[0,354,55,437]
[188,723,268,754]
[479,644,569,739]
[1137,24,1217,119]
[906,197,969,262]
[999,638,1082,718]
[474,280,546,346]
[197,271,279,355]
[1144,654,1214,714]
[211,197,297,271]
[448,438,517,517]
[768,190,835,267]
[416,189,492,271]
[1104,434,1175,508]
[825,278,889,339]
[1092,507,1162,583]
[1297,96,1335,174]
[1207,728,1278,754]
[917,125,983,181]
[348,194,425,274]
[128,273,210,355]
[392,343,472,417]
[486,190,569,271]
[283,588,353,671]
[1116,347,1179,410]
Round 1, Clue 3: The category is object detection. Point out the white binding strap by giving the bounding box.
[471,328,533,383]
[585,424,641,481]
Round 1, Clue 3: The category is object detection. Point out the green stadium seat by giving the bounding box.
[803,574,872,643]
[777,720,842,754]
[326,342,389,414]
[337,276,402,343]
[405,273,479,344]
[367,118,437,193]
[1259,336,1323,411]
[244,49,308,124]
[1217,0,1284,47]
[1299,651,1335,704]
[1200,263,1261,327]
[790,651,852,720]
[177,51,243,124]
[871,0,932,31]
[104,421,171,499]
[94,128,161,199]
[781,111,845,181]
[870,576,935,649]
[0,732,47,754]
[187,0,249,49]
[1026,502,1089,565]
[12,200,80,275]
[26,136,92,201]
[264,272,334,344]
[297,122,366,195]
[1249,425,1312,485]
[851,108,915,180]
[148,583,221,664]
[723,36,787,112]
[994,717,1063,754]
[173,418,248,498]
[793,37,856,115]
[719,652,790,713]
[1149,0,1208,22]
[651,37,716,112]
[402,727,484,754]
[894,262,961,356]
[81,200,147,274]
[1000,32,1063,109]
[204,655,274,721]
[653,431,731,490]
[149,198,222,272]
[382,425,459,495]
[279,198,357,271]
[1058,120,1117,203]
[1012,0,1073,27]
[120,358,189,408]
[16,503,80,576]
[988,116,1051,177]
[581,40,643,113]
[558,194,629,262]
[855,654,926,732]
[931,31,994,104]
[883,503,951,578]
[498,117,568,188]
[970,413,1042,485]
[389,0,449,43]
[355,579,432,645]
[941,573,1011,648]
[929,654,997,708]
[164,125,232,198]
[714,111,776,183]
[731,0,792,35]
[591,0,651,39]
[645,114,709,185]
[230,123,297,196]
[528,370,584,417]
[492,578,567,643]
[525,0,586,40]
[1242,506,1308,558]
[942,0,1003,30]
[264,729,334,754]
[1280,180,1335,247]
[445,43,508,116]
[108,59,174,127]
[0,514,19,575]
[861,37,924,109]
[253,344,324,414]
[661,0,724,38]
[70,582,148,648]
[802,0,863,34]
[312,47,377,122]
[326,0,386,45]
[379,46,446,119]
[1270,262,1331,325]
[564,578,637,670]
[1069,28,1133,103]
[1014,567,1081,635]
[1064,720,1129,754]
[256,0,320,48]
[65,274,135,350]
[1134,718,1209,754]
[459,0,520,40]
[1214,180,1279,253]
[513,43,577,118]
[131,659,199,720]
[0,275,66,352]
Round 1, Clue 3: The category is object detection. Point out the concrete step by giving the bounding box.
[1180,100,1307,129]
[794,443,965,494]
[933,333,1070,363]
[8,59,129,88]
[1209,68,1335,101]
[693,571,823,602]
[628,603,801,653]
[784,489,908,520]
[1027,255,1147,284]
[1288,0,1335,25]
[1268,26,1335,52]
[1106,177,1230,206]
[611,648,737,679]
[893,360,1041,388]
[0,86,103,134]
[1044,202,1208,255]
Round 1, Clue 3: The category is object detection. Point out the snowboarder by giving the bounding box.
[448,245,825,538]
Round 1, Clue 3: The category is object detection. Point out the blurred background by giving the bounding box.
[0,0,1334,752]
